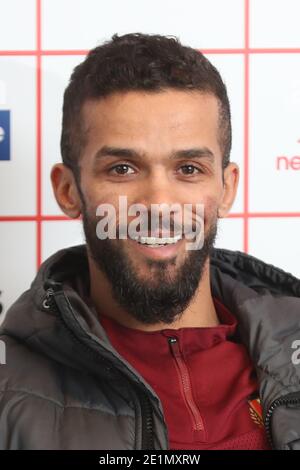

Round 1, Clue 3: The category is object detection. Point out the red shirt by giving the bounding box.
[99,297,271,449]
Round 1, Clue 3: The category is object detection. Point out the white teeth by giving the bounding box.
[133,235,182,245]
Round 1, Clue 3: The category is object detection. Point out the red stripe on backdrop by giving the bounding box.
[1,213,299,223]
[249,48,300,53]
[1,48,300,57]
[0,50,38,56]
[0,216,74,222]
[246,213,300,218]
[36,0,42,269]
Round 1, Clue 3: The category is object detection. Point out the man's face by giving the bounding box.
[77,90,225,325]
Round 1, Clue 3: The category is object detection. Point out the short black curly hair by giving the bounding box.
[61,33,231,181]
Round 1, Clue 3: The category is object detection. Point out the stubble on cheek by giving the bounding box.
[202,195,219,229]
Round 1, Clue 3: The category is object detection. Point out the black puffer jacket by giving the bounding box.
[0,245,300,450]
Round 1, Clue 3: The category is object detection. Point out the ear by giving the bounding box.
[50,163,81,218]
[218,162,240,218]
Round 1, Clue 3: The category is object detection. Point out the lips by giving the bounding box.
[129,236,184,260]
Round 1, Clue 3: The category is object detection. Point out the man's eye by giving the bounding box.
[109,164,135,175]
[179,165,202,175]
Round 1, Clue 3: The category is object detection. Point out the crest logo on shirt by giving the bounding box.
[248,397,264,428]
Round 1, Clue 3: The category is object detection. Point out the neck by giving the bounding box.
[88,254,220,332]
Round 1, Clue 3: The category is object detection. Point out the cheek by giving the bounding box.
[202,196,219,225]
[81,181,120,214]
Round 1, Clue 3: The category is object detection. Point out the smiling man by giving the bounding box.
[0,33,300,451]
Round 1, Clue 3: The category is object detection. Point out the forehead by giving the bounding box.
[81,89,220,140]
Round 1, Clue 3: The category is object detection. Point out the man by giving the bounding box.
[0,33,300,450]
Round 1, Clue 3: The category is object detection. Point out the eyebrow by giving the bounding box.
[94,145,215,163]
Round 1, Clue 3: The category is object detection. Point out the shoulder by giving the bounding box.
[0,333,65,401]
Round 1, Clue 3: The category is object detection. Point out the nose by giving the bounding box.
[133,170,184,236]
[138,169,178,206]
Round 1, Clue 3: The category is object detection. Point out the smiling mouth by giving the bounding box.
[132,234,182,247]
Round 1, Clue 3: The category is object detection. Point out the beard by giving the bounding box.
[81,199,218,325]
